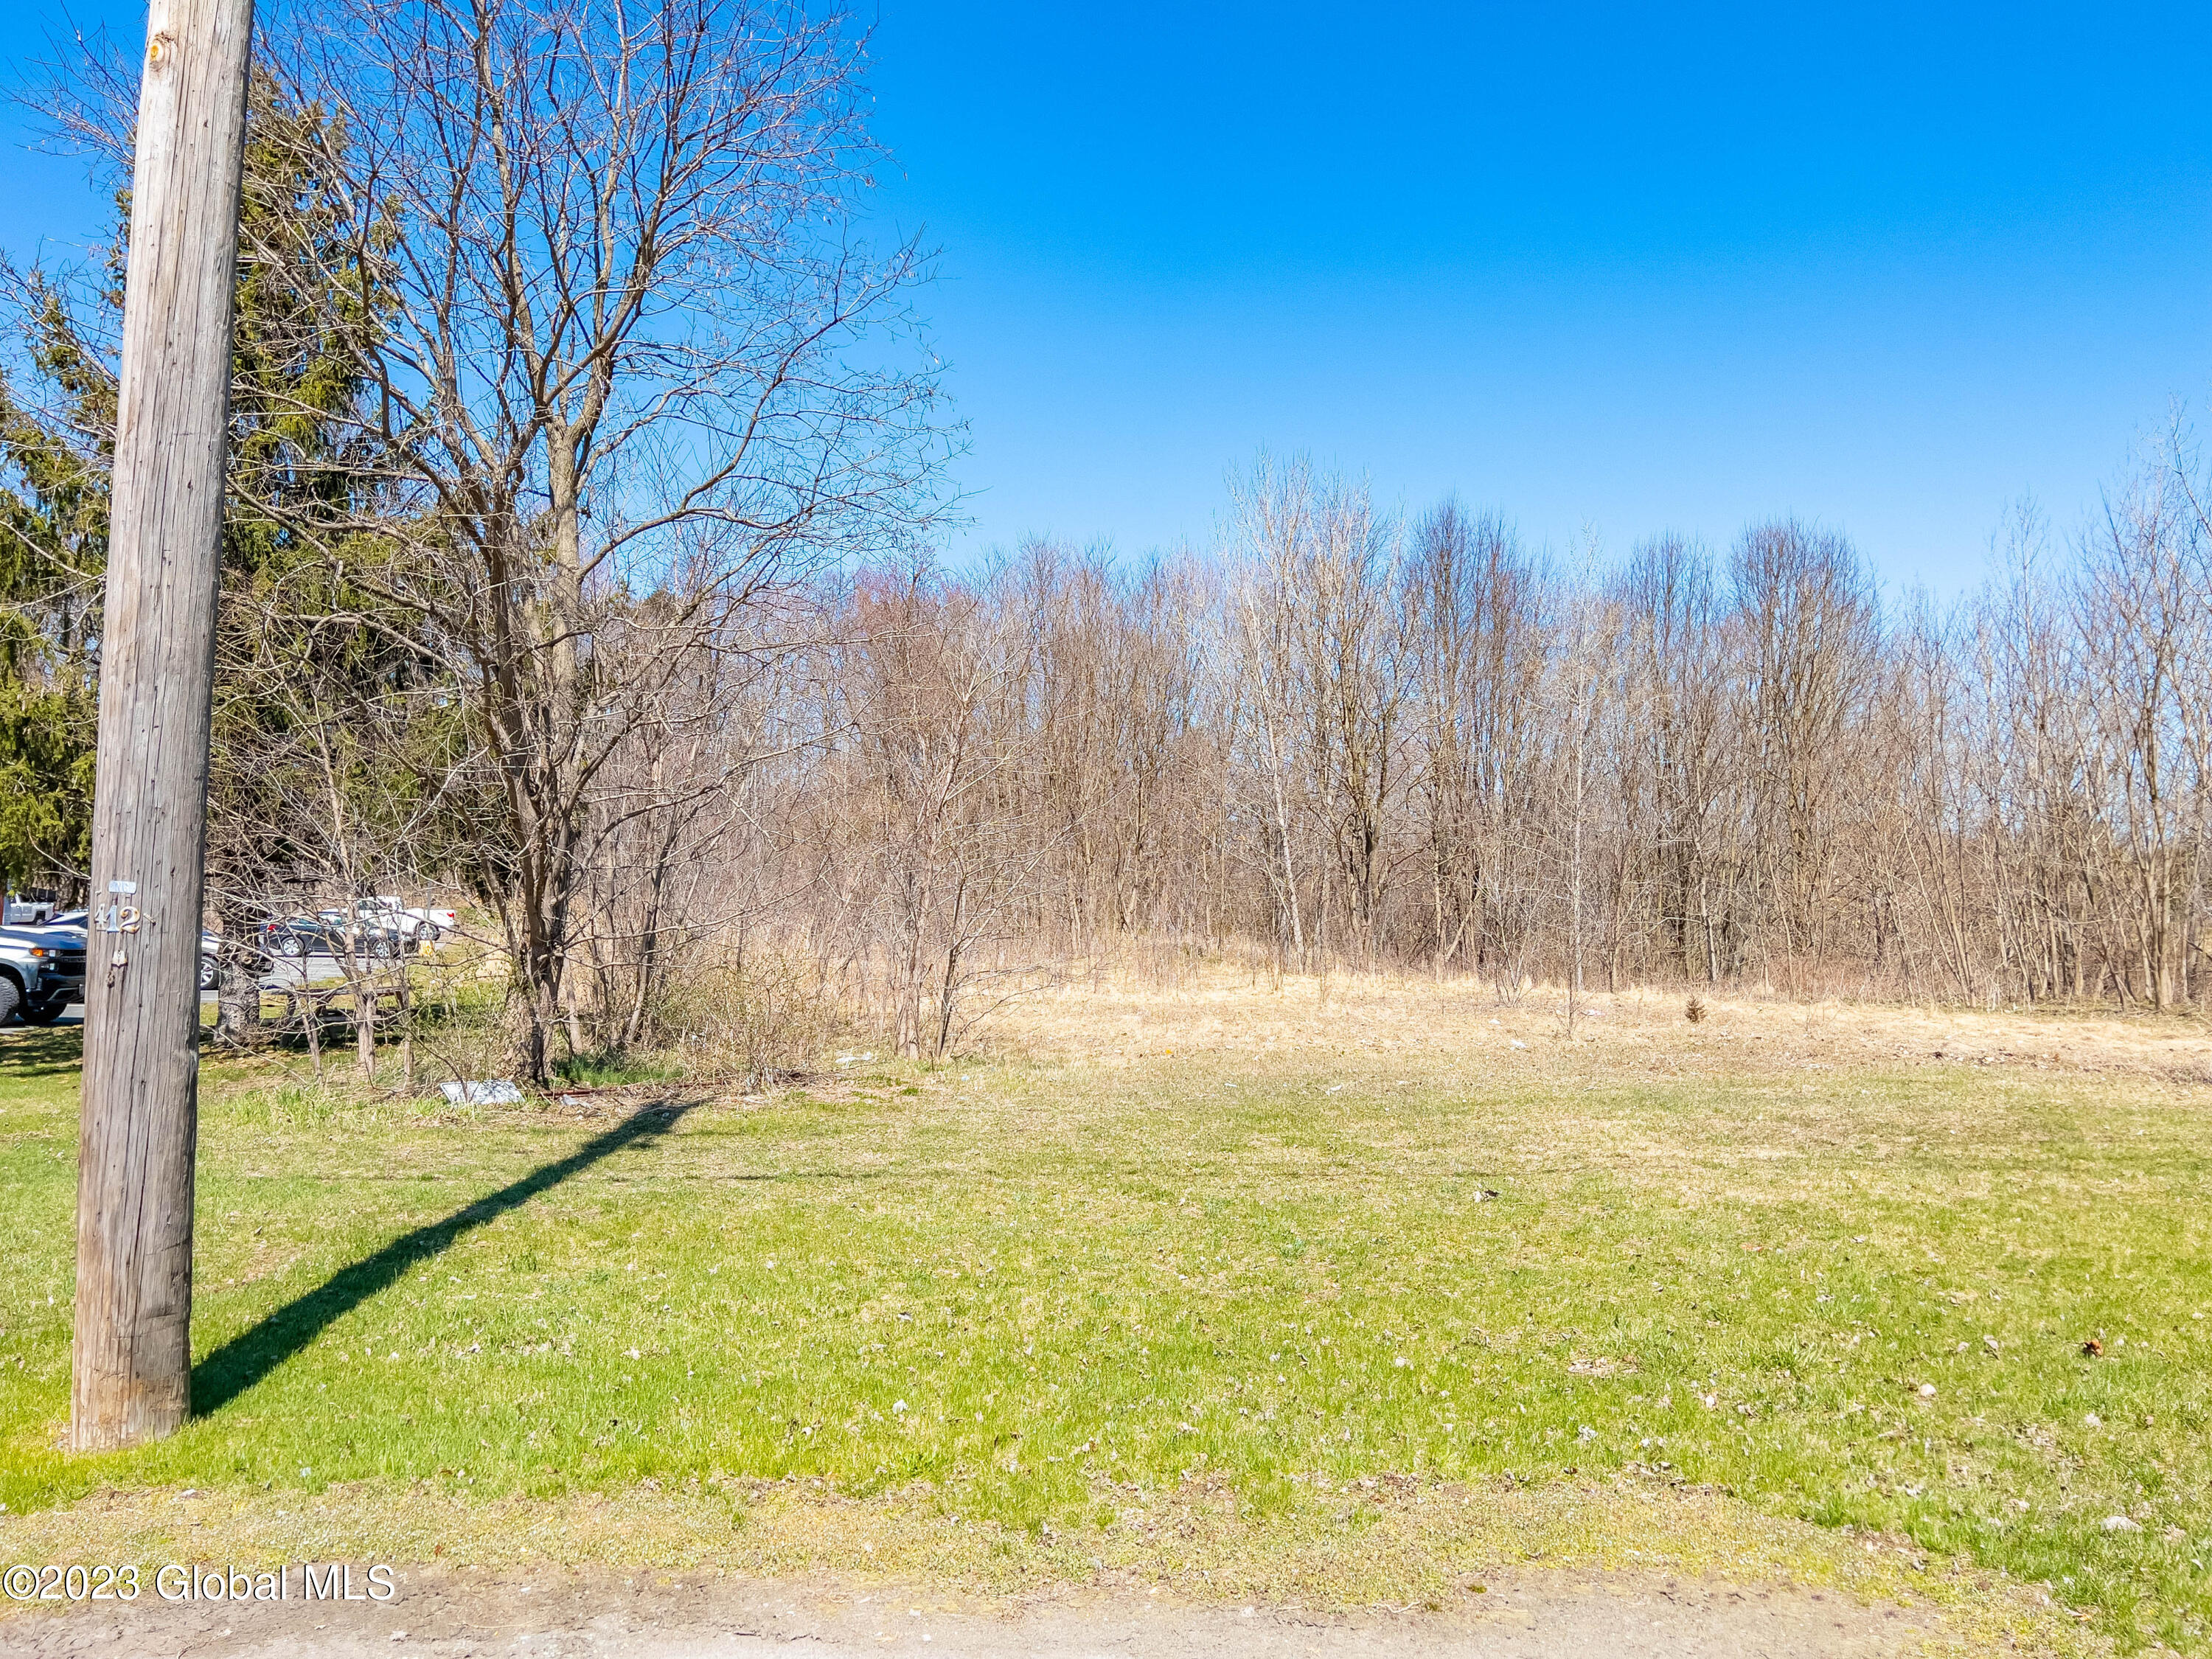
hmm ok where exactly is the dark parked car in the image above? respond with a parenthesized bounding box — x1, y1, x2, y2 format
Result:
(201, 931, 280, 990)
(258, 917, 403, 960)
(0, 922, 86, 1024)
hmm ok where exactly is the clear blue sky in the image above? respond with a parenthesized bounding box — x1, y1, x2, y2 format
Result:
(7, 3, 2209, 591)
(863, 1, 2212, 589)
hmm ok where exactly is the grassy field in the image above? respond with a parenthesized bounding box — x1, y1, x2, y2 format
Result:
(1, 975, 2208, 1652)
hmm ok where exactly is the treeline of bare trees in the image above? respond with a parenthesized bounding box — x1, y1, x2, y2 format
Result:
(10, 3, 2212, 1079)
(655, 431, 2212, 1054)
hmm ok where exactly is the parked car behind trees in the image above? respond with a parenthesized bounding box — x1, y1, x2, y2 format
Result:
(260, 916, 400, 960)
(317, 897, 458, 946)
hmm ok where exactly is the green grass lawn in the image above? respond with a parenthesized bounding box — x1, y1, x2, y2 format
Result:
(1, 1020, 2208, 1649)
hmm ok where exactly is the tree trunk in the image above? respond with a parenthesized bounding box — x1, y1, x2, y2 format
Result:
(211, 894, 261, 1048)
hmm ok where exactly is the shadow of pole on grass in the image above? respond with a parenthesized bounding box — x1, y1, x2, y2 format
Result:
(191, 1098, 700, 1416)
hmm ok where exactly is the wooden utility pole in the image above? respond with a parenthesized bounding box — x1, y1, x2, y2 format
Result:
(71, 0, 255, 1452)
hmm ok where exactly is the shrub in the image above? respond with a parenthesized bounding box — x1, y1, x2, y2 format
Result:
(660, 949, 844, 1088)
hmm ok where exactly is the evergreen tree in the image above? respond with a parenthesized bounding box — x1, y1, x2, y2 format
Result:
(0, 74, 399, 920)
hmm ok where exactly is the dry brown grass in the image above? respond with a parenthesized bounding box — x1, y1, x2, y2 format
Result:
(992, 956, 2212, 1088)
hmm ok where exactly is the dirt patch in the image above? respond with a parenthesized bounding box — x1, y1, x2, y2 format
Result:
(0, 1481, 2096, 1658)
(0, 1565, 1958, 1658)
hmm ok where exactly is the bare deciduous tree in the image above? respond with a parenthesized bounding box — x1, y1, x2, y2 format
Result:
(262, 0, 945, 1078)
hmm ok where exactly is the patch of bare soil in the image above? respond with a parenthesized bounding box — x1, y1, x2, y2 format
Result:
(0, 1566, 1947, 1658)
